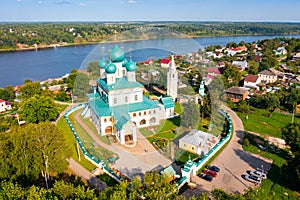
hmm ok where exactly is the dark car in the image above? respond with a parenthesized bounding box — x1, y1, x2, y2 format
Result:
(207, 165, 220, 172)
(198, 173, 213, 182)
(203, 169, 217, 177)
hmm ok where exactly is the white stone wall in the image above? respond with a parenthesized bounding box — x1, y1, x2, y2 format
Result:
(108, 88, 143, 107)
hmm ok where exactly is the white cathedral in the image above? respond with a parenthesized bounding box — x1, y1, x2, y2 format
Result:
(82, 45, 178, 147)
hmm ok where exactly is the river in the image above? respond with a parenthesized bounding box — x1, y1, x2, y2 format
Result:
(1, 34, 300, 88)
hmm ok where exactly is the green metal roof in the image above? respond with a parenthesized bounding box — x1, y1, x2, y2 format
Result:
(115, 116, 129, 131)
(161, 165, 177, 179)
(89, 97, 111, 117)
(160, 96, 174, 109)
(89, 95, 160, 119)
(98, 77, 143, 91)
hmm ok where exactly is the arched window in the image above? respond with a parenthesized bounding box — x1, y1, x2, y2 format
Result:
(140, 119, 146, 125)
(104, 118, 107, 123)
(133, 113, 136, 117)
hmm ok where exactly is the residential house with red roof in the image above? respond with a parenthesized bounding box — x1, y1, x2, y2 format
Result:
(0, 99, 12, 113)
(244, 74, 261, 89)
(160, 58, 171, 68)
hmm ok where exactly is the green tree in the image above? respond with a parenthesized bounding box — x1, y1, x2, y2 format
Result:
(282, 123, 300, 153)
(181, 103, 199, 129)
(0, 181, 24, 200)
(247, 60, 259, 75)
(143, 171, 178, 200)
(20, 82, 43, 100)
(0, 86, 15, 101)
(0, 123, 70, 187)
(283, 153, 300, 191)
(19, 95, 58, 123)
(73, 72, 90, 102)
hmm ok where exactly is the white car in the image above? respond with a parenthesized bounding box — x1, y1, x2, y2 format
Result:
(249, 170, 267, 179)
(244, 174, 262, 185)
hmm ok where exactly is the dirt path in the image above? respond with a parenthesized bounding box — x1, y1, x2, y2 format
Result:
(68, 158, 107, 191)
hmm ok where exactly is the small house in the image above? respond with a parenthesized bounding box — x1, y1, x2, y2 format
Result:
(225, 86, 248, 102)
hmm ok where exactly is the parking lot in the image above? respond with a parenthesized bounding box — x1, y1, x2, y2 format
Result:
(183, 107, 272, 198)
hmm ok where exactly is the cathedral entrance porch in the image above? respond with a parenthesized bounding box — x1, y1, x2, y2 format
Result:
(105, 126, 113, 134)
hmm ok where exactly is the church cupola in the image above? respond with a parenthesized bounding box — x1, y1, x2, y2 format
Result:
(98, 57, 108, 79)
(126, 59, 136, 82)
(110, 44, 125, 78)
(105, 62, 117, 85)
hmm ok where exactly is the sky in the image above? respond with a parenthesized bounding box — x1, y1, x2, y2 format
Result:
(1, 0, 300, 22)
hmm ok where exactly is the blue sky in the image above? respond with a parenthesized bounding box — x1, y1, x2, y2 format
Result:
(1, 0, 300, 22)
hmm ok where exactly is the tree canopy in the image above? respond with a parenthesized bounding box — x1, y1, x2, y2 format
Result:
(19, 95, 58, 123)
(0, 122, 70, 186)
(181, 103, 199, 128)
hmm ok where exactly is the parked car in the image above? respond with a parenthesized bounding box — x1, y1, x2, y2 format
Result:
(243, 174, 261, 185)
(198, 173, 213, 182)
(207, 165, 220, 172)
(203, 169, 217, 177)
(247, 170, 267, 179)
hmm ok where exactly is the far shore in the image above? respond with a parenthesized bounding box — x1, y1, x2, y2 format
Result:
(1, 33, 300, 53)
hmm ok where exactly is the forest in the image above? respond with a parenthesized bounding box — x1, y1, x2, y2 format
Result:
(1, 22, 300, 50)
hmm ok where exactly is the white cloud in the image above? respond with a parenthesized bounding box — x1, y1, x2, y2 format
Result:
(79, 3, 87, 7)
(128, 0, 136, 4)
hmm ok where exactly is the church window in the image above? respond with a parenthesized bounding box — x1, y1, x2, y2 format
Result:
(149, 110, 152, 114)
(125, 96, 128, 102)
(153, 110, 156, 114)
(104, 118, 107, 123)
(144, 111, 146, 115)
(110, 117, 113, 122)
(139, 112, 141, 116)
(135, 95, 138, 101)
(133, 113, 136, 117)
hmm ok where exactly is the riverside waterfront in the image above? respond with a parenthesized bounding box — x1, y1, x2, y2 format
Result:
(1, 34, 300, 88)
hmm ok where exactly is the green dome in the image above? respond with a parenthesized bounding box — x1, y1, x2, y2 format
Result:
(110, 44, 124, 62)
(105, 62, 117, 74)
(122, 58, 128, 67)
(98, 57, 108, 69)
(126, 59, 136, 72)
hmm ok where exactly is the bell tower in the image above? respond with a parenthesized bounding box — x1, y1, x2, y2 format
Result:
(167, 55, 178, 100)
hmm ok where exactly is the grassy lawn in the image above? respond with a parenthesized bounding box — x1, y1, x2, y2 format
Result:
(242, 133, 298, 199)
(79, 113, 111, 145)
(70, 110, 117, 164)
(237, 108, 300, 138)
(57, 117, 96, 172)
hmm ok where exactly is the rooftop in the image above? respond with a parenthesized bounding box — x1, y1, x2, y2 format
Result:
(225, 86, 247, 95)
(245, 74, 259, 83)
(98, 77, 143, 91)
(160, 96, 174, 109)
(89, 95, 160, 117)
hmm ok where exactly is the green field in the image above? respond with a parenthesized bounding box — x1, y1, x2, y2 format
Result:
(243, 133, 298, 199)
(57, 116, 96, 172)
(237, 109, 300, 138)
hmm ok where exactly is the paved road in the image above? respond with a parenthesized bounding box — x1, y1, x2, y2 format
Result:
(183, 106, 272, 197)
(74, 112, 171, 179)
(68, 158, 107, 191)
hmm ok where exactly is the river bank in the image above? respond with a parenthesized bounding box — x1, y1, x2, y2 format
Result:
(1, 33, 300, 54)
